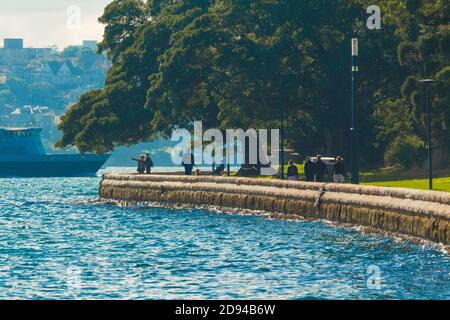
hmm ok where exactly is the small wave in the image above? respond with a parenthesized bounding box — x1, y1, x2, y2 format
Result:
(102, 198, 450, 254)
(64, 197, 118, 206)
(325, 220, 449, 255)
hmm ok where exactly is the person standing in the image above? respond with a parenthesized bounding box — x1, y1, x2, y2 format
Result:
(213, 163, 225, 176)
(131, 155, 146, 174)
(287, 160, 299, 181)
(304, 157, 315, 182)
(182, 152, 195, 176)
(144, 153, 154, 174)
(332, 156, 346, 183)
(314, 155, 328, 182)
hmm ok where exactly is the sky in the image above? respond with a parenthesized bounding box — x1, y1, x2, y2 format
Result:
(0, 0, 113, 49)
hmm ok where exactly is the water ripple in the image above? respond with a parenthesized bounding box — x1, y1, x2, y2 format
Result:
(0, 177, 448, 299)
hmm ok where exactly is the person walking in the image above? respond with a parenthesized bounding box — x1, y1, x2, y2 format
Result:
(304, 157, 315, 182)
(332, 156, 346, 183)
(144, 153, 154, 174)
(287, 160, 299, 181)
(314, 155, 328, 182)
(182, 152, 195, 176)
(131, 155, 146, 174)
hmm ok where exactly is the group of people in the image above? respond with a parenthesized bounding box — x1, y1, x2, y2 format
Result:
(131, 153, 154, 174)
(132, 151, 346, 184)
(132, 152, 224, 176)
(287, 155, 346, 183)
(181, 152, 225, 176)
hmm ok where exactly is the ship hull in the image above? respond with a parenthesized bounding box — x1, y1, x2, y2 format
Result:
(0, 154, 110, 177)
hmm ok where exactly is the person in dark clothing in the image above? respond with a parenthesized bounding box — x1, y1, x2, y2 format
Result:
(131, 155, 146, 174)
(144, 153, 154, 174)
(314, 155, 328, 182)
(182, 152, 195, 175)
(287, 160, 299, 181)
(304, 157, 315, 182)
(332, 156, 346, 183)
(213, 164, 225, 176)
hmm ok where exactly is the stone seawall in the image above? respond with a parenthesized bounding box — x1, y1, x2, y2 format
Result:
(99, 174, 450, 245)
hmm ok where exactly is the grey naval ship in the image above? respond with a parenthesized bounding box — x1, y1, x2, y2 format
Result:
(0, 127, 110, 177)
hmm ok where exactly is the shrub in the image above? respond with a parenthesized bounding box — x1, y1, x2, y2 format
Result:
(384, 135, 426, 169)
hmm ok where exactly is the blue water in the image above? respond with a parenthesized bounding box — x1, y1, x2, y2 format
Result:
(0, 176, 448, 300)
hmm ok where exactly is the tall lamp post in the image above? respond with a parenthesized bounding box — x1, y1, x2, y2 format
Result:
(350, 38, 359, 184)
(420, 79, 437, 190)
(280, 104, 285, 180)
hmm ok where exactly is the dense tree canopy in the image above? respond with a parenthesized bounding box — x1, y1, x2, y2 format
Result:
(57, 0, 449, 170)
(376, 0, 450, 168)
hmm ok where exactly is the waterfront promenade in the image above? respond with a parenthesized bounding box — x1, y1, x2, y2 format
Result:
(100, 174, 450, 247)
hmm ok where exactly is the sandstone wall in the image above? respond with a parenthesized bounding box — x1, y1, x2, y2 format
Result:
(99, 174, 450, 245)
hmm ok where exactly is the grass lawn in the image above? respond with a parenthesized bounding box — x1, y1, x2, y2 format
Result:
(229, 164, 450, 192)
(362, 176, 450, 192)
(359, 167, 450, 192)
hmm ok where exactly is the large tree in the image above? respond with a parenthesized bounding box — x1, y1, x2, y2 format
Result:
(375, 0, 450, 167)
(57, 0, 448, 170)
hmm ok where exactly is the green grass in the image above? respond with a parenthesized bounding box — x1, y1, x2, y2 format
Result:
(362, 176, 450, 192)
(359, 167, 450, 192)
(228, 164, 450, 192)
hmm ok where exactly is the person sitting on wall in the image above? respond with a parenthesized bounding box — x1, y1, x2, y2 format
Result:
(332, 156, 346, 183)
(314, 155, 328, 182)
(213, 164, 225, 176)
(182, 152, 195, 175)
(287, 160, 299, 181)
(304, 157, 315, 182)
(144, 153, 154, 174)
(131, 155, 146, 174)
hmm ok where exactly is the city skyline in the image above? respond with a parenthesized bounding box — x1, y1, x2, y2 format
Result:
(0, 0, 112, 49)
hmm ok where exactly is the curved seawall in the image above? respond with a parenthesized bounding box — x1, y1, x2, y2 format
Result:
(99, 174, 450, 245)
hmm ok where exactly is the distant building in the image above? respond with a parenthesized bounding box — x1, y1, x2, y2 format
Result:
(0, 38, 52, 67)
(41, 60, 81, 85)
(0, 46, 29, 66)
(0, 38, 109, 86)
(0, 38, 110, 116)
(82, 40, 98, 50)
(4, 38, 23, 49)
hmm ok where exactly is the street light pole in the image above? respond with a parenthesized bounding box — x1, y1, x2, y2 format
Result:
(350, 38, 359, 184)
(420, 79, 437, 190)
(280, 103, 285, 180)
(226, 141, 231, 176)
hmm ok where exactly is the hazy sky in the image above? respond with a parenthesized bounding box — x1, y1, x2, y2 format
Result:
(0, 0, 113, 49)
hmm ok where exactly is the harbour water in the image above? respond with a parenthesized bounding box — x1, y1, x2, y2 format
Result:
(0, 172, 449, 299)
